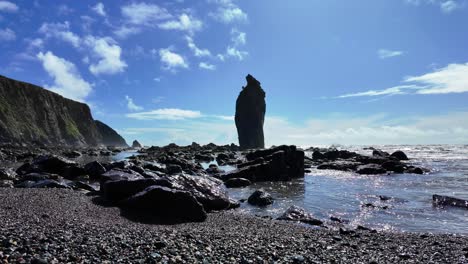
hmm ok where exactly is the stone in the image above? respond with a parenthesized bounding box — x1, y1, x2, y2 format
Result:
(102, 178, 171, 202)
(277, 205, 323, 226)
(391, 150, 409, 161)
(372, 150, 390, 157)
(0, 168, 17, 180)
(166, 164, 183, 174)
(224, 178, 251, 188)
(132, 140, 143, 148)
(120, 185, 207, 222)
(356, 164, 386, 175)
(235, 74, 266, 150)
(381, 161, 406, 173)
(84, 161, 107, 179)
(62, 150, 82, 158)
(317, 161, 362, 171)
(433, 194, 468, 209)
(248, 189, 274, 206)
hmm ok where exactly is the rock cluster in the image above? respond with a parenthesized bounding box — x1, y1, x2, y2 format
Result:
(222, 145, 305, 182)
(132, 140, 143, 148)
(235, 74, 266, 150)
(308, 148, 426, 175)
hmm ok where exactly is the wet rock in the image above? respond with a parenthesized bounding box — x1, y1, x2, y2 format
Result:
(235, 74, 266, 150)
(277, 205, 323, 226)
(224, 145, 304, 182)
(167, 174, 237, 211)
(406, 167, 424, 174)
(356, 164, 386, 175)
(224, 178, 251, 188)
(84, 161, 107, 179)
(317, 161, 362, 171)
(0, 168, 17, 180)
(391, 150, 409, 161)
(166, 164, 183, 174)
(120, 185, 207, 222)
(100, 170, 144, 188)
(132, 140, 143, 148)
(194, 153, 213, 162)
(62, 150, 82, 158)
(17, 155, 78, 176)
(381, 160, 406, 173)
(248, 189, 274, 206)
(372, 150, 390, 157)
(0, 180, 13, 188)
(433, 194, 468, 209)
(29, 179, 70, 189)
(102, 178, 171, 202)
(312, 151, 326, 160)
(106, 160, 131, 170)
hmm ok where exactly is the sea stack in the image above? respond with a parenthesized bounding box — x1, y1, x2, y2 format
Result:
(235, 74, 266, 150)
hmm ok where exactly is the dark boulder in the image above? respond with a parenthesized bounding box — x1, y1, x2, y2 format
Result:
(248, 189, 274, 206)
(84, 161, 107, 179)
(317, 161, 362, 171)
(235, 74, 266, 150)
(356, 164, 386, 175)
(100, 170, 144, 190)
(391, 151, 409, 161)
(28, 155, 77, 175)
(166, 164, 183, 174)
(406, 167, 424, 174)
(381, 161, 406, 173)
(102, 178, 171, 202)
(120, 185, 207, 222)
(62, 151, 82, 158)
(167, 174, 237, 211)
(0, 168, 17, 180)
(312, 151, 326, 160)
(372, 150, 390, 157)
(224, 178, 251, 188)
(433, 194, 468, 209)
(277, 205, 323, 226)
(132, 140, 143, 148)
(30, 179, 70, 189)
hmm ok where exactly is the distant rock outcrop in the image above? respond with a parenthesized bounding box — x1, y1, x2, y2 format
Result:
(0, 75, 127, 147)
(132, 140, 143, 148)
(235, 74, 266, 150)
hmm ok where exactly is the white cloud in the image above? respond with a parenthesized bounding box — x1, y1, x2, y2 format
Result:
(125, 95, 143, 111)
(85, 36, 127, 75)
(0, 27, 15, 41)
(339, 62, 468, 98)
(36, 51, 92, 102)
(210, 0, 248, 24)
(38, 21, 81, 48)
(225, 46, 248, 60)
(126, 108, 202, 120)
(231, 28, 246, 46)
(378, 49, 404, 59)
(159, 48, 188, 71)
(199, 62, 216, 70)
(0, 1, 17, 12)
(185, 36, 211, 57)
(92, 2, 106, 17)
(114, 26, 141, 38)
(121, 3, 171, 25)
(57, 4, 73, 15)
(440, 0, 459, 13)
(158, 14, 202, 33)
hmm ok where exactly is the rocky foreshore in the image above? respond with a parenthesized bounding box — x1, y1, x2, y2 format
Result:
(1, 142, 468, 262)
(1, 188, 467, 263)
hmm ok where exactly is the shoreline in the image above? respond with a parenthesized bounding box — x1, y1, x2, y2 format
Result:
(1, 188, 467, 263)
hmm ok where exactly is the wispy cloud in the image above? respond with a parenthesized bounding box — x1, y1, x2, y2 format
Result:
(0, 1, 18, 12)
(0, 27, 15, 41)
(158, 13, 203, 33)
(121, 3, 171, 26)
(404, 0, 463, 13)
(92, 2, 106, 17)
(36, 51, 92, 102)
(210, 0, 248, 24)
(339, 63, 468, 98)
(38, 21, 81, 48)
(125, 95, 143, 111)
(158, 48, 188, 71)
(85, 36, 127, 75)
(126, 108, 202, 120)
(185, 36, 211, 57)
(378, 49, 404, 59)
(199, 62, 216, 70)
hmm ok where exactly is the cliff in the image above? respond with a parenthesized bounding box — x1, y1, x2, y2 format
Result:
(0, 75, 127, 147)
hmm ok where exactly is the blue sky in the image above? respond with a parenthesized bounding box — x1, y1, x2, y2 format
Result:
(1, 0, 468, 146)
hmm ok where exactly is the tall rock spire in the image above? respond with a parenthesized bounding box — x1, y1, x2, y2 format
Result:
(235, 74, 266, 150)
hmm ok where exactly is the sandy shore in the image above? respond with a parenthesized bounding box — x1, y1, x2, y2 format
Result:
(0, 188, 467, 263)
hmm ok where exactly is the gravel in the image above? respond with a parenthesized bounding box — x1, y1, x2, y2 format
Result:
(0, 188, 467, 263)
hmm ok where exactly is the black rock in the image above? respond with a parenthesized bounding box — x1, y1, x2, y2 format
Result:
(381, 160, 406, 173)
(84, 161, 107, 179)
(277, 205, 323, 226)
(62, 150, 82, 158)
(356, 164, 386, 175)
(132, 140, 143, 148)
(166, 164, 183, 174)
(224, 178, 251, 188)
(391, 150, 409, 161)
(372, 150, 390, 157)
(102, 178, 171, 202)
(248, 189, 274, 206)
(0, 168, 17, 180)
(406, 167, 424, 174)
(317, 161, 362, 171)
(120, 185, 207, 222)
(235, 74, 266, 150)
(433, 194, 468, 209)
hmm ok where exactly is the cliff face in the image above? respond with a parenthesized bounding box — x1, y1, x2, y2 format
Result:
(0, 75, 127, 147)
(235, 74, 266, 150)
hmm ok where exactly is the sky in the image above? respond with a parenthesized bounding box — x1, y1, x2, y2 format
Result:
(1, 0, 468, 147)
